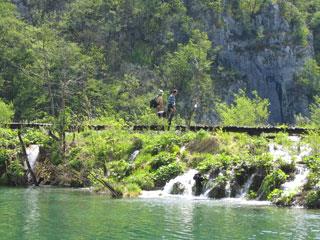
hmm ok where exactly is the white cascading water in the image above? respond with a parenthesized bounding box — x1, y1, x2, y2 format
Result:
(268, 143, 292, 164)
(129, 150, 140, 161)
(269, 136, 311, 197)
(225, 181, 231, 198)
(269, 136, 312, 164)
(237, 174, 256, 198)
(180, 146, 186, 154)
(163, 169, 198, 195)
(281, 164, 309, 194)
(140, 169, 199, 198)
(141, 136, 310, 205)
(224, 169, 235, 198)
(26, 145, 40, 171)
(25, 145, 40, 181)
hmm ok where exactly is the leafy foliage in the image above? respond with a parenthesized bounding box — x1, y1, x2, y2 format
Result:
(0, 99, 13, 123)
(217, 90, 270, 126)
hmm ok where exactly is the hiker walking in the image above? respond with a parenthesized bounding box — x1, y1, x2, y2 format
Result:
(167, 89, 178, 130)
(156, 90, 165, 118)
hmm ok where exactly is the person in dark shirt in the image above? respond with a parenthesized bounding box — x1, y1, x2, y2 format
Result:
(167, 89, 178, 130)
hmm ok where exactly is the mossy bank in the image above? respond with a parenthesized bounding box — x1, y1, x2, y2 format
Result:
(0, 122, 319, 208)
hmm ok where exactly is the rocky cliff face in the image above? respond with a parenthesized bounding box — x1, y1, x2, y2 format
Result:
(12, 0, 314, 123)
(188, 2, 314, 123)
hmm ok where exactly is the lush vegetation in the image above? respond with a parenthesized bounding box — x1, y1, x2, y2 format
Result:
(0, 0, 320, 208)
(1, 0, 320, 125)
(1, 121, 319, 207)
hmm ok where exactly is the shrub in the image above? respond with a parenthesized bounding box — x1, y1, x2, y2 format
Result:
(259, 169, 288, 199)
(197, 153, 236, 173)
(216, 90, 270, 126)
(0, 149, 10, 166)
(247, 190, 257, 200)
(23, 130, 50, 146)
(268, 189, 295, 206)
(304, 131, 320, 155)
(153, 162, 185, 187)
(7, 160, 25, 177)
(310, 97, 320, 127)
(144, 133, 183, 155)
(124, 170, 155, 190)
(0, 99, 13, 124)
(305, 190, 320, 208)
(197, 154, 226, 172)
(106, 160, 132, 179)
(150, 152, 176, 170)
(122, 183, 142, 198)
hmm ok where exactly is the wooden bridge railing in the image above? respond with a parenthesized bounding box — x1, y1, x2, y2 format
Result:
(4, 122, 316, 136)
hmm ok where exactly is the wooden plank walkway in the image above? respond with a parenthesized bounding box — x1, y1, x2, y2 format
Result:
(133, 125, 312, 135)
(4, 123, 315, 136)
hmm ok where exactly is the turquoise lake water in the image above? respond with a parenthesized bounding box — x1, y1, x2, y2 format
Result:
(0, 187, 320, 240)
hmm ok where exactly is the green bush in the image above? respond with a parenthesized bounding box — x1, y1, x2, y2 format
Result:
(0, 99, 13, 124)
(267, 189, 283, 201)
(106, 160, 132, 180)
(304, 155, 320, 172)
(144, 133, 183, 155)
(216, 90, 270, 126)
(153, 162, 185, 187)
(0, 149, 10, 166)
(0, 128, 18, 148)
(7, 160, 25, 178)
(259, 169, 288, 199)
(23, 130, 50, 146)
(197, 153, 234, 173)
(268, 189, 295, 206)
(150, 152, 176, 170)
(124, 170, 155, 190)
(305, 190, 320, 208)
(304, 131, 320, 155)
(122, 183, 142, 198)
(247, 190, 257, 200)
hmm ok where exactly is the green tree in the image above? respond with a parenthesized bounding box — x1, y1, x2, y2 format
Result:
(310, 96, 320, 126)
(239, 0, 267, 16)
(0, 1, 39, 120)
(0, 99, 13, 124)
(162, 29, 213, 125)
(217, 90, 270, 126)
(297, 59, 320, 97)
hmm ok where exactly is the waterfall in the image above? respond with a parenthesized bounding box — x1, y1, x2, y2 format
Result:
(269, 136, 312, 164)
(180, 146, 186, 154)
(268, 143, 292, 164)
(25, 145, 40, 181)
(26, 145, 40, 171)
(237, 174, 255, 198)
(225, 181, 231, 198)
(140, 169, 199, 198)
(281, 164, 309, 194)
(224, 169, 235, 198)
(163, 169, 198, 196)
(129, 150, 140, 161)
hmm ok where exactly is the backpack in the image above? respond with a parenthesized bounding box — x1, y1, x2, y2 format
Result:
(150, 97, 158, 108)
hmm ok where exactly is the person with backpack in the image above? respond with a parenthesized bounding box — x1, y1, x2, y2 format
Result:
(167, 89, 178, 130)
(150, 90, 165, 117)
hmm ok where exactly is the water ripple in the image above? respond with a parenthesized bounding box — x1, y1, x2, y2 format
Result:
(1, 187, 320, 240)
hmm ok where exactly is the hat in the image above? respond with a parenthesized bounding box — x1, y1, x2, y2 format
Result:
(159, 89, 164, 95)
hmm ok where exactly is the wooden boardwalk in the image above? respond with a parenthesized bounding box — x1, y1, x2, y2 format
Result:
(4, 122, 315, 136)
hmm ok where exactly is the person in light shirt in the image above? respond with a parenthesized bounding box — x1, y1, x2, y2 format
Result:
(156, 90, 165, 118)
